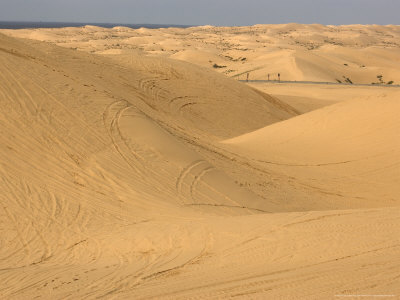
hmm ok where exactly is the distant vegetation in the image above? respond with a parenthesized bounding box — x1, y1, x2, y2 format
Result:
(371, 75, 394, 85)
(224, 56, 247, 62)
(213, 63, 226, 69)
(343, 76, 353, 84)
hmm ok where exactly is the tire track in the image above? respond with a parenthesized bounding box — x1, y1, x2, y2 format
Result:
(103, 100, 145, 176)
(175, 160, 207, 195)
(178, 102, 205, 114)
(190, 166, 216, 201)
(168, 95, 199, 111)
(103, 100, 179, 199)
(183, 203, 270, 213)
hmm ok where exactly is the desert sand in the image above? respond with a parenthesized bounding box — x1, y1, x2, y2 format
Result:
(0, 24, 399, 299)
(3, 23, 400, 84)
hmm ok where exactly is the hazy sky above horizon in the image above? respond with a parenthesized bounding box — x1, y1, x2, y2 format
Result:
(1, 0, 399, 26)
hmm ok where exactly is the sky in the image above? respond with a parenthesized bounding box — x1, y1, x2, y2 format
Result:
(0, 0, 399, 26)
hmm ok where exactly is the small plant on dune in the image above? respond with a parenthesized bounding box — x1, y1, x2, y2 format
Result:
(387, 81, 394, 85)
(377, 75, 384, 83)
(213, 63, 226, 69)
(343, 76, 353, 84)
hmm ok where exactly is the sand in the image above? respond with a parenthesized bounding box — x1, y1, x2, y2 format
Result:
(3, 23, 400, 84)
(0, 24, 399, 299)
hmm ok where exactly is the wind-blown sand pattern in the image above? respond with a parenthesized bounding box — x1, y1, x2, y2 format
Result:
(0, 24, 399, 299)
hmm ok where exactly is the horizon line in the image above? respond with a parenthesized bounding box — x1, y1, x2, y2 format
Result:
(0, 20, 399, 27)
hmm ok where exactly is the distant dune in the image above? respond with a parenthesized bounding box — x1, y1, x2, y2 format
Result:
(0, 25, 400, 299)
(2, 23, 400, 84)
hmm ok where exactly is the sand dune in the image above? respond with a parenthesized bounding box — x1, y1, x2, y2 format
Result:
(224, 94, 400, 209)
(2, 23, 400, 84)
(1, 26, 400, 299)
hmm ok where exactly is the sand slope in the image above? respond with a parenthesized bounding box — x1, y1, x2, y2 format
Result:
(0, 31, 400, 299)
(224, 94, 400, 209)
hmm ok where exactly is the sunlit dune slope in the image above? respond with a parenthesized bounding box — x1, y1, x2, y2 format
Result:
(224, 94, 400, 208)
(0, 31, 286, 221)
(1, 33, 400, 299)
(248, 81, 400, 114)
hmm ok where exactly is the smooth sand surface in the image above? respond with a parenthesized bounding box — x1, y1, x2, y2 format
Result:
(248, 81, 400, 113)
(0, 25, 400, 299)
